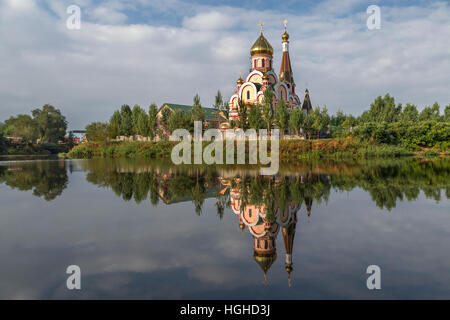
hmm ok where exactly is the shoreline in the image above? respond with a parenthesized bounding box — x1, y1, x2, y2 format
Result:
(61, 138, 448, 161)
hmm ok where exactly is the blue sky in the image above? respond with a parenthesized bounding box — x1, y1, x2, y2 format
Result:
(1, 0, 449, 129)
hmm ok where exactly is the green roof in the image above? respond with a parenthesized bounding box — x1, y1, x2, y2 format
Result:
(161, 103, 218, 120)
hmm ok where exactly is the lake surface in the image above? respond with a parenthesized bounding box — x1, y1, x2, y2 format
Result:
(0, 157, 449, 299)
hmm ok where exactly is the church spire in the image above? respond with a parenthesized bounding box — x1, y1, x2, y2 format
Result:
(279, 20, 294, 87)
(282, 210, 297, 287)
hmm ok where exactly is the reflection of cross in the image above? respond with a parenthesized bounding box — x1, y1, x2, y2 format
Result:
(284, 19, 288, 31)
(260, 21, 264, 33)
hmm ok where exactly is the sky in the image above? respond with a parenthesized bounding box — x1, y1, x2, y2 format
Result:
(0, 0, 449, 130)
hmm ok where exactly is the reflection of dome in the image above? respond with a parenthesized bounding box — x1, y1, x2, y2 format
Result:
(253, 251, 277, 273)
(250, 33, 274, 56)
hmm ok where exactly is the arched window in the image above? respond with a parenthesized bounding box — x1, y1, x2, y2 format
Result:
(249, 208, 252, 218)
(280, 91, 283, 100)
(264, 240, 268, 249)
(247, 90, 250, 100)
(254, 60, 257, 69)
(262, 59, 265, 68)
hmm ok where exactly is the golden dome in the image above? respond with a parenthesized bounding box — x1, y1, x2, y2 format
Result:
(237, 76, 244, 85)
(253, 251, 277, 273)
(250, 33, 274, 56)
(262, 72, 269, 80)
(282, 31, 289, 42)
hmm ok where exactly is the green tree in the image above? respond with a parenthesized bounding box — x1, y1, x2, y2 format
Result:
(401, 103, 419, 122)
(148, 103, 158, 140)
(190, 94, 206, 123)
(214, 90, 226, 112)
(161, 108, 172, 135)
(444, 104, 450, 122)
(108, 110, 121, 138)
(67, 131, 76, 150)
(320, 106, 331, 136)
(4, 114, 38, 142)
(120, 104, 133, 136)
(289, 108, 304, 135)
(169, 110, 191, 132)
(132, 104, 144, 135)
(262, 88, 274, 133)
(331, 109, 346, 127)
(303, 112, 315, 139)
(275, 99, 289, 136)
(248, 104, 263, 129)
(360, 94, 402, 123)
(31, 104, 67, 143)
(419, 102, 441, 121)
(136, 110, 150, 136)
(85, 122, 109, 142)
(237, 98, 248, 129)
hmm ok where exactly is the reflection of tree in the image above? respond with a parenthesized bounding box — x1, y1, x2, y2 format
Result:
(0, 161, 68, 201)
(81, 158, 450, 212)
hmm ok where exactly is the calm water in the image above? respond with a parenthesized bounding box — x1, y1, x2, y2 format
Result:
(0, 157, 449, 299)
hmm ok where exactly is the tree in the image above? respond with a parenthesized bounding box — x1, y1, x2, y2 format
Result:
(248, 104, 263, 129)
(289, 108, 304, 135)
(4, 114, 38, 142)
(214, 90, 226, 112)
(190, 94, 205, 123)
(331, 109, 346, 127)
(169, 110, 191, 132)
(262, 88, 274, 132)
(320, 106, 330, 136)
(85, 122, 109, 142)
(401, 103, 419, 122)
(148, 103, 157, 140)
(161, 108, 172, 135)
(419, 102, 441, 121)
(445, 104, 450, 122)
(237, 98, 248, 129)
(108, 110, 121, 138)
(132, 105, 144, 135)
(275, 100, 289, 136)
(120, 104, 133, 136)
(360, 94, 402, 123)
(31, 104, 67, 143)
(67, 131, 76, 150)
(136, 110, 149, 136)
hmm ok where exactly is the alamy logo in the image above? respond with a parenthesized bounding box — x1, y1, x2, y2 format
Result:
(66, 5, 81, 30)
(170, 121, 280, 175)
(66, 265, 81, 290)
(366, 265, 381, 290)
(366, 5, 381, 30)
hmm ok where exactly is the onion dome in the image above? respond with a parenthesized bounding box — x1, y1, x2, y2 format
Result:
(237, 76, 244, 85)
(250, 33, 274, 56)
(254, 252, 277, 285)
(262, 72, 269, 80)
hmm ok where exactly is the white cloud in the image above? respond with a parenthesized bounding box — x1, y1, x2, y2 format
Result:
(0, 1, 449, 130)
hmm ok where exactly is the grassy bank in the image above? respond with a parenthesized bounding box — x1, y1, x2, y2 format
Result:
(63, 137, 432, 162)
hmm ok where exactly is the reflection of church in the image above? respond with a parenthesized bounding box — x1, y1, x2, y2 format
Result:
(222, 178, 304, 287)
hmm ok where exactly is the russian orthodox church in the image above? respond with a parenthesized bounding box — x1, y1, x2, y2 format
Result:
(228, 21, 312, 123)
